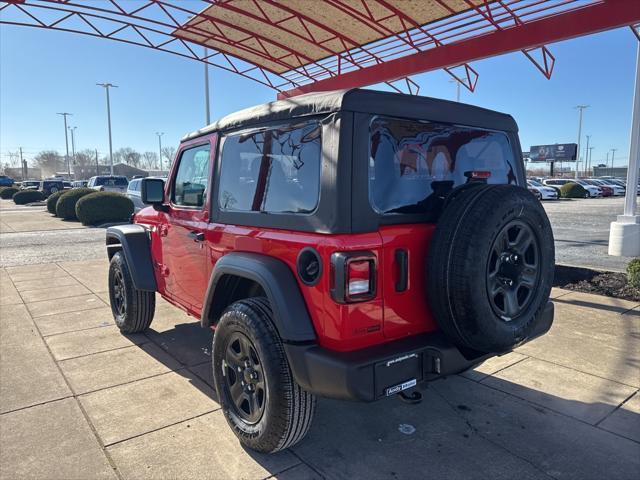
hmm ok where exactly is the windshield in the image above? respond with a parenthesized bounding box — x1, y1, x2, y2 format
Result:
(528, 180, 542, 186)
(369, 116, 516, 216)
(95, 177, 128, 186)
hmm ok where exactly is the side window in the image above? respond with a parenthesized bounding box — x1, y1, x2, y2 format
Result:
(172, 144, 210, 208)
(217, 122, 321, 214)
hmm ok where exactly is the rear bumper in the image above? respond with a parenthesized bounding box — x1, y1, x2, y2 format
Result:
(286, 301, 554, 402)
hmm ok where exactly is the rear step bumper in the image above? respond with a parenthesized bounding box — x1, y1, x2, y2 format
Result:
(285, 301, 554, 402)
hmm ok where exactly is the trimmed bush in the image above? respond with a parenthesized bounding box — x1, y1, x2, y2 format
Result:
(12, 190, 44, 205)
(0, 187, 19, 199)
(55, 188, 95, 220)
(560, 182, 587, 199)
(628, 258, 640, 289)
(76, 192, 134, 226)
(46, 190, 66, 215)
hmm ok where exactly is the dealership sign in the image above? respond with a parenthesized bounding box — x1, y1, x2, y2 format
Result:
(529, 144, 577, 162)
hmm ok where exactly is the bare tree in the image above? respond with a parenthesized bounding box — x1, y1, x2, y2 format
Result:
(142, 151, 158, 170)
(34, 151, 63, 177)
(161, 146, 176, 168)
(114, 147, 142, 167)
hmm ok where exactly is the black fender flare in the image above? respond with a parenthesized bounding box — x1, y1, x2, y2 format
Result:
(201, 252, 317, 343)
(106, 225, 157, 292)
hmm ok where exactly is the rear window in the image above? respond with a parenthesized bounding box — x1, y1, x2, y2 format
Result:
(369, 116, 517, 215)
(95, 177, 128, 186)
(218, 121, 321, 214)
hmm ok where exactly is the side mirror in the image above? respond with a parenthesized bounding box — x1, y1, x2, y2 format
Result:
(141, 178, 165, 205)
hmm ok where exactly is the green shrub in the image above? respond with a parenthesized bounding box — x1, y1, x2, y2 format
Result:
(75, 192, 134, 226)
(46, 190, 66, 215)
(627, 258, 640, 289)
(560, 182, 587, 198)
(55, 188, 95, 220)
(12, 190, 44, 205)
(0, 187, 19, 199)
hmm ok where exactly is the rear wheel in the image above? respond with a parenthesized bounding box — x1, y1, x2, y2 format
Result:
(108, 251, 155, 333)
(212, 297, 316, 453)
(427, 184, 554, 352)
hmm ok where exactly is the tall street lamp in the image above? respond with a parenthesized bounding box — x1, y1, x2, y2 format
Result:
(57, 112, 72, 178)
(68, 126, 77, 161)
(204, 47, 211, 124)
(97, 82, 118, 175)
(574, 105, 589, 179)
(156, 132, 164, 171)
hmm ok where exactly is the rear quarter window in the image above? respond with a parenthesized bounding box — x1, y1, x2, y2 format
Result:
(217, 121, 321, 214)
(369, 116, 517, 215)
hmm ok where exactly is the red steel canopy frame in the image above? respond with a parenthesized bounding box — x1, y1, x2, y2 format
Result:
(0, 0, 639, 98)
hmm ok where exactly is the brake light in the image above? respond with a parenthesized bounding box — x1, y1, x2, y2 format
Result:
(330, 252, 377, 303)
(465, 170, 492, 179)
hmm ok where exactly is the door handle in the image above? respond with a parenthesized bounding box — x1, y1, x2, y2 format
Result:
(395, 249, 408, 292)
(188, 231, 205, 242)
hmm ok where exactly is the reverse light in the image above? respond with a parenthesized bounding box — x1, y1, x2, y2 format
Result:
(330, 252, 377, 303)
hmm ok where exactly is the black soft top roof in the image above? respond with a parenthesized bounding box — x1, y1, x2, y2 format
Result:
(182, 88, 518, 142)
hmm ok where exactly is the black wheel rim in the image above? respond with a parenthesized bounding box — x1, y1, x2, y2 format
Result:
(112, 269, 126, 316)
(486, 220, 540, 321)
(222, 332, 266, 424)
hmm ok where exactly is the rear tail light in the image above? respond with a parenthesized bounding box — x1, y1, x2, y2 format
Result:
(330, 251, 377, 303)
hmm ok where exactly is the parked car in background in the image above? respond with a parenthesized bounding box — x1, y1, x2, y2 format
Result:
(527, 180, 558, 200)
(63, 181, 72, 190)
(582, 179, 613, 196)
(587, 179, 625, 196)
(20, 180, 40, 190)
(127, 177, 166, 212)
(87, 175, 129, 193)
(572, 179, 603, 198)
(0, 175, 14, 186)
(71, 180, 89, 188)
(39, 179, 65, 197)
(542, 178, 601, 198)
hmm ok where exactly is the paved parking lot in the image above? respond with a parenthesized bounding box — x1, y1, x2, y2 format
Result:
(0, 200, 639, 479)
(542, 196, 632, 272)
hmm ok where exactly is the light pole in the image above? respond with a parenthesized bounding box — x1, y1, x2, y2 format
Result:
(97, 82, 118, 175)
(610, 148, 617, 175)
(587, 146, 594, 177)
(574, 105, 589, 179)
(583, 135, 590, 177)
(449, 78, 461, 102)
(57, 112, 72, 178)
(68, 126, 77, 159)
(204, 47, 211, 124)
(156, 132, 164, 172)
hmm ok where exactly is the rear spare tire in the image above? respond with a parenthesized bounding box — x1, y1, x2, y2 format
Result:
(427, 184, 554, 352)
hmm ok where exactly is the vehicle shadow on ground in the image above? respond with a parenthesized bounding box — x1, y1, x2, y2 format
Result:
(138, 318, 640, 479)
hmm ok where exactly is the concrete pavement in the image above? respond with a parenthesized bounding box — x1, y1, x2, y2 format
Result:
(1, 259, 638, 480)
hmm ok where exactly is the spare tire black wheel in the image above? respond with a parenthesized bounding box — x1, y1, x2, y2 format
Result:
(427, 184, 554, 353)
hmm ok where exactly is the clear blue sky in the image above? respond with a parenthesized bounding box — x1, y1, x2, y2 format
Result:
(1, 22, 637, 169)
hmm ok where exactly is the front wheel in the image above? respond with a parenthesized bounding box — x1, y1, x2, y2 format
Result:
(108, 251, 155, 333)
(212, 297, 316, 453)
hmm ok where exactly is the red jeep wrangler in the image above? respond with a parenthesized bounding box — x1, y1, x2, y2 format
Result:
(106, 89, 554, 453)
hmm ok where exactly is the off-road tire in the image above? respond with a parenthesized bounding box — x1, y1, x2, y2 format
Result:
(212, 297, 316, 453)
(427, 184, 554, 352)
(108, 251, 155, 333)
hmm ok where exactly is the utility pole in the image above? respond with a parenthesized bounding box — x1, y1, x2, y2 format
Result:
(583, 135, 590, 178)
(574, 105, 589, 179)
(587, 146, 595, 177)
(97, 83, 118, 175)
(95, 149, 99, 176)
(204, 47, 211, 124)
(156, 132, 164, 172)
(57, 112, 72, 178)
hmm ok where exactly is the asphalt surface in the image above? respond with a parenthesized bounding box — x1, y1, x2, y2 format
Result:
(0, 228, 106, 267)
(542, 196, 632, 272)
